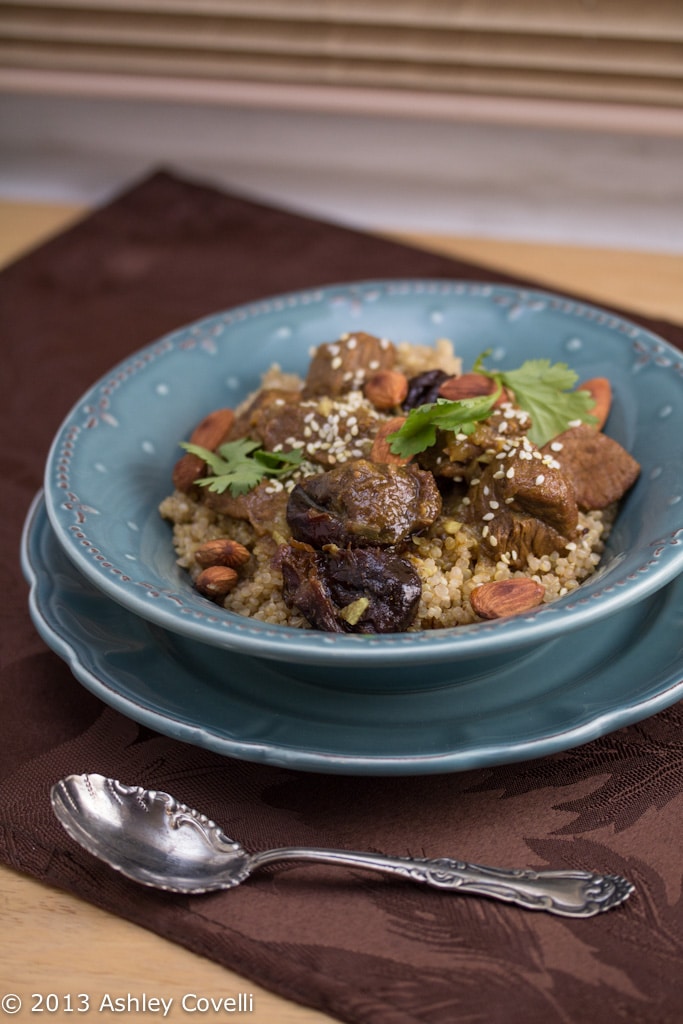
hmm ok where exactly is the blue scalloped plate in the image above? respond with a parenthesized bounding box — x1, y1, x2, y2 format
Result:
(42, 281, 683, 680)
(22, 494, 683, 775)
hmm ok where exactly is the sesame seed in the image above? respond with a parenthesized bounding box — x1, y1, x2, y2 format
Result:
(489, 535, 498, 547)
(346, 337, 357, 349)
(470, 477, 480, 486)
(490, 500, 499, 509)
(535, 474, 545, 485)
(482, 512, 495, 521)
(550, 441, 564, 452)
(331, 356, 342, 370)
(506, 467, 515, 479)
(482, 525, 489, 537)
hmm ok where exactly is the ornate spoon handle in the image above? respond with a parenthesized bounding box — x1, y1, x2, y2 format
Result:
(248, 848, 634, 918)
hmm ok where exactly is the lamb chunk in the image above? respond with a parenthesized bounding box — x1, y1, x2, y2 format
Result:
(231, 387, 379, 468)
(302, 332, 396, 398)
(286, 458, 442, 549)
(279, 541, 422, 633)
(465, 439, 578, 568)
(202, 479, 290, 538)
(229, 388, 302, 443)
(416, 401, 533, 482)
(542, 425, 640, 510)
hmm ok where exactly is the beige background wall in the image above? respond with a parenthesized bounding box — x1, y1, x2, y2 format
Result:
(2, 1, 682, 250)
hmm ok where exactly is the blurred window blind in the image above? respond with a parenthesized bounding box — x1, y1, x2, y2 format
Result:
(2, 0, 682, 107)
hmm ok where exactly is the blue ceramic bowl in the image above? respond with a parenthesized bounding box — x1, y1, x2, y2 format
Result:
(43, 281, 683, 688)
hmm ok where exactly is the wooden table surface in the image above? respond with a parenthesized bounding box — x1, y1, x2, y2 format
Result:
(2, 199, 682, 1023)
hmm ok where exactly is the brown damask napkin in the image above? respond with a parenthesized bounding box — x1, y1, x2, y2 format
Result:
(2, 170, 682, 1024)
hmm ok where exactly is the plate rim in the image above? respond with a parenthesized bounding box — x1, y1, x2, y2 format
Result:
(22, 491, 683, 776)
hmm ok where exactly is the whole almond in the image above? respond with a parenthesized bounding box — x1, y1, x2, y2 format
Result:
(578, 377, 612, 431)
(190, 407, 236, 448)
(364, 370, 409, 410)
(172, 452, 206, 493)
(195, 565, 239, 600)
(195, 537, 250, 569)
(438, 373, 510, 408)
(470, 577, 545, 619)
(438, 373, 497, 401)
(172, 407, 236, 493)
(370, 416, 412, 465)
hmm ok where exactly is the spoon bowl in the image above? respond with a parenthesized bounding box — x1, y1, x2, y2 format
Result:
(51, 774, 634, 917)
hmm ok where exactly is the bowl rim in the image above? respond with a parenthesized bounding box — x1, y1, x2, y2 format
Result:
(43, 277, 683, 665)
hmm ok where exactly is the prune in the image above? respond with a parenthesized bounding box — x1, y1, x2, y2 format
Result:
(279, 542, 422, 634)
(403, 369, 450, 410)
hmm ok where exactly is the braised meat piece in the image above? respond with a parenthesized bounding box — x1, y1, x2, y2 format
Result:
(302, 332, 396, 398)
(416, 401, 533, 482)
(203, 479, 290, 537)
(286, 458, 442, 549)
(279, 541, 422, 633)
(465, 437, 578, 568)
(541, 425, 640, 510)
(231, 386, 381, 468)
(229, 388, 302, 442)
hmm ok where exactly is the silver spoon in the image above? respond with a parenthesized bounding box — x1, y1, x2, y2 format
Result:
(51, 773, 634, 918)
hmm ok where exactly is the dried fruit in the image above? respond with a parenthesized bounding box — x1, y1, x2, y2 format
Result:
(364, 369, 409, 410)
(195, 565, 239, 600)
(578, 377, 612, 430)
(470, 577, 545, 619)
(370, 417, 412, 465)
(194, 538, 250, 569)
(172, 408, 235, 493)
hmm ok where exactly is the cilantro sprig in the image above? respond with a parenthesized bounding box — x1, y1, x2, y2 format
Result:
(473, 350, 597, 446)
(387, 351, 598, 458)
(181, 439, 304, 496)
(387, 387, 502, 458)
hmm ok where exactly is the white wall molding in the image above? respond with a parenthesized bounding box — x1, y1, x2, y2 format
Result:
(2, 84, 682, 253)
(3, 67, 683, 137)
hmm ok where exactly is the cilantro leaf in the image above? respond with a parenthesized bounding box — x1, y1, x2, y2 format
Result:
(475, 354, 597, 446)
(180, 439, 304, 496)
(387, 388, 501, 458)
